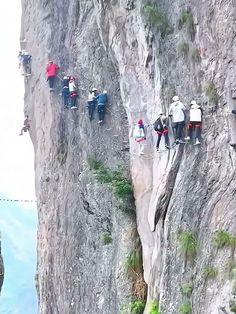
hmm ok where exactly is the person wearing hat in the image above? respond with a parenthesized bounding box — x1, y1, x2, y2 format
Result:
(69, 77, 78, 109)
(46, 60, 59, 90)
(87, 88, 98, 120)
(169, 95, 186, 144)
(153, 111, 170, 151)
(185, 100, 202, 145)
(96, 90, 108, 124)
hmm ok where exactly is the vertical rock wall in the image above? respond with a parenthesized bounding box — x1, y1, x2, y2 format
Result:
(21, 0, 236, 313)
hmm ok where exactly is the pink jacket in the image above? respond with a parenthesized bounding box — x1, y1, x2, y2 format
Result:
(46, 63, 59, 77)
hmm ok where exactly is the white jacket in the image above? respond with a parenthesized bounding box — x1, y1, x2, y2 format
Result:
(169, 101, 186, 123)
(88, 91, 96, 101)
(189, 104, 202, 122)
(69, 81, 77, 93)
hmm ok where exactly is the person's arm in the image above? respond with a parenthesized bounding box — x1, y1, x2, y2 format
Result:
(169, 104, 173, 116)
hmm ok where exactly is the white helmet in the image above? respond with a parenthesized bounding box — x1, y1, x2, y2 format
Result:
(158, 111, 163, 115)
(92, 88, 97, 92)
(23, 51, 29, 55)
(173, 95, 179, 102)
(103, 90, 107, 94)
(63, 76, 68, 80)
(190, 100, 197, 106)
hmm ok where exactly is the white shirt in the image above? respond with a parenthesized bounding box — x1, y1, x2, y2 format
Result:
(88, 91, 96, 101)
(69, 81, 76, 93)
(169, 101, 186, 123)
(190, 106, 202, 122)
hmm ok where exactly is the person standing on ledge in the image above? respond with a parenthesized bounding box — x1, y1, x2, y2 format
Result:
(169, 95, 186, 144)
(46, 60, 59, 91)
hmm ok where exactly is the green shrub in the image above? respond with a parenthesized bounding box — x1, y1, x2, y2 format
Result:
(178, 10, 195, 39)
(88, 159, 133, 199)
(213, 229, 236, 249)
(202, 266, 218, 279)
(121, 299, 146, 314)
(205, 82, 218, 104)
(143, 3, 172, 36)
(102, 232, 112, 245)
(178, 42, 189, 59)
(148, 301, 161, 314)
(179, 302, 192, 314)
(229, 300, 236, 313)
(180, 281, 193, 297)
(178, 230, 197, 260)
(126, 246, 143, 275)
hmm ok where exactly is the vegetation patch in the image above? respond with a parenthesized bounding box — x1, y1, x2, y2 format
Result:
(121, 299, 146, 314)
(102, 232, 112, 245)
(229, 300, 236, 313)
(126, 245, 143, 275)
(88, 158, 133, 199)
(202, 266, 218, 279)
(177, 230, 197, 260)
(180, 281, 193, 297)
(143, 3, 172, 36)
(178, 10, 195, 39)
(213, 229, 236, 249)
(179, 302, 192, 314)
(117, 205, 136, 216)
(147, 301, 161, 314)
(204, 81, 218, 105)
(177, 42, 189, 59)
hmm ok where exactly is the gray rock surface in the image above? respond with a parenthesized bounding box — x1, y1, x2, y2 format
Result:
(21, 0, 236, 313)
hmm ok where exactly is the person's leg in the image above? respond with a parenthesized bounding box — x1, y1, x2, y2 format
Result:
(90, 102, 95, 119)
(156, 132, 162, 149)
(48, 77, 52, 88)
(177, 121, 185, 140)
(172, 122, 177, 140)
(19, 127, 24, 135)
(98, 105, 102, 121)
(195, 122, 201, 142)
(163, 130, 170, 147)
(101, 105, 105, 122)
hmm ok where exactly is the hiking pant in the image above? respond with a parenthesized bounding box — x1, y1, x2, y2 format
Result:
(62, 89, 69, 107)
(70, 95, 77, 108)
(88, 100, 96, 119)
(97, 103, 105, 121)
(156, 129, 169, 148)
(48, 76, 55, 88)
(172, 121, 185, 140)
(188, 122, 201, 140)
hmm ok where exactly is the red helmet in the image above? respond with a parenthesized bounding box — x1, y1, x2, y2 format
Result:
(137, 119, 143, 125)
(69, 76, 75, 80)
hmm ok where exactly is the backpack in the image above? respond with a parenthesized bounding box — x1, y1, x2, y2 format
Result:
(153, 117, 163, 131)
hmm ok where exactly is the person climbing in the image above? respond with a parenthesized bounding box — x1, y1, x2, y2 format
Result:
(21, 51, 32, 76)
(46, 60, 59, 90)
(62, 76, 70, 108)
(185, 100, 202, 145)
(19, 115, 30, 136)
(153, 112, 170, 151)
(134, 119, 146, 142)
(87, 88, 98, 120)
(169, 95, 186, 144)
(69, 77, 78, 109)
(96, 90, 108, 124)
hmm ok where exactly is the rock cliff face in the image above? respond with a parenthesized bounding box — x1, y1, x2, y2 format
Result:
(21, 0, 236, 313)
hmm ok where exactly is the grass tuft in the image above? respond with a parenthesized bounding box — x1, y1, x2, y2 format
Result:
(102, 232, 112, 245)
(179, 302, 192, 314)
(180, 281, 193, 297)
(178, 230, 197, 260)
(202, 266, 218, 279)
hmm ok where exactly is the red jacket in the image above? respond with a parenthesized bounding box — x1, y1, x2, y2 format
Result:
(46, 63, 59, 77)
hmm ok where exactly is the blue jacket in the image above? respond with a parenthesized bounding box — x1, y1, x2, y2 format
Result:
(97, 93, 108, 105)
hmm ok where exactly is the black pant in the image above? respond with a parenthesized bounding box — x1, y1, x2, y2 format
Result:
(88, 101, 96, 119)
(172, 121, 185, 140)
(188, 122, 201, 139)
(70, 95, 77, 108)
(156, 131, 169, 148)
(48, 76, 55, 88)
(98, 104, 105, 121)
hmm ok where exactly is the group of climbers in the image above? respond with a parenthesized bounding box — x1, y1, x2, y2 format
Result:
(61, 75, 78, 109)
(134, 95, 203, 151)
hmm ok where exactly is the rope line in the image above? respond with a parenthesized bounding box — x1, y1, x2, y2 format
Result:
(0, 199, 36, 203)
